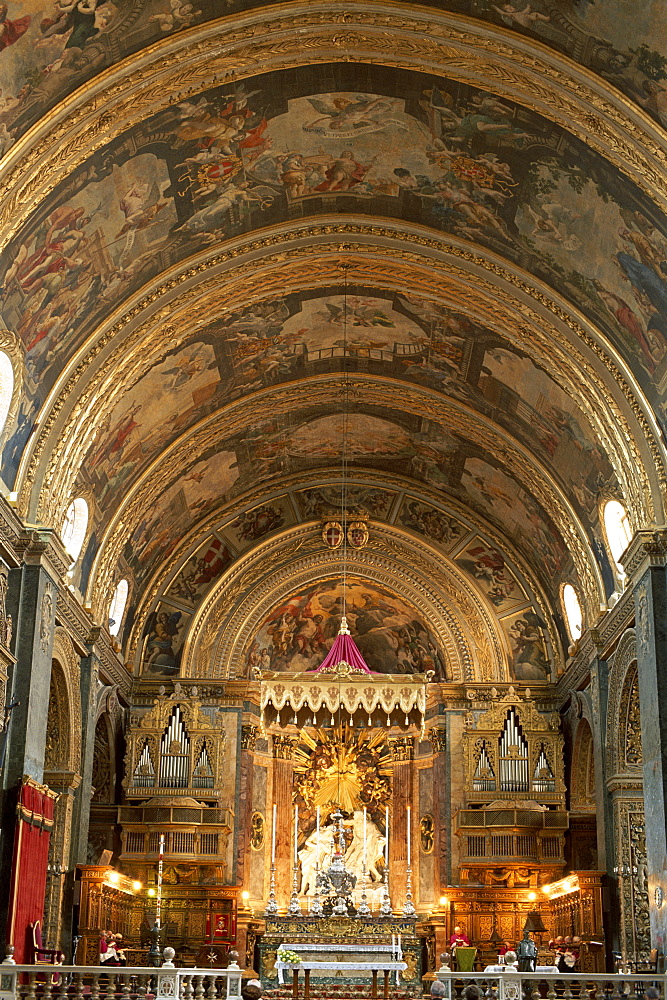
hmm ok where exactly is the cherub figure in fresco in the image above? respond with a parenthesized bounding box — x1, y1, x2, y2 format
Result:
(150, 0, 201, 33)
(526, 203, 581, 250)
(492, 3, 550, 29)
(0, 3, 31, 52)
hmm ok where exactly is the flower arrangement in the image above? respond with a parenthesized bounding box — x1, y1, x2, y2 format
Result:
(277, 949, 302, 965)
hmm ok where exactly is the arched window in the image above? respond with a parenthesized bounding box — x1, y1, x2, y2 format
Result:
(61, 497, 88, 562)
(562, 584, 583, 642)
(108, 579, 129, 637)
(0, 352, 14, 437)
(603, 499, 632, 573)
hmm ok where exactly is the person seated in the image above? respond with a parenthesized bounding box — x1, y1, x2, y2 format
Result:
(463, 987, 481, 1000)
(449, 925, 471, 949)
(114, 934, 127, 967)
(98, 930, 110, 965)
(101, 932, 119, 966)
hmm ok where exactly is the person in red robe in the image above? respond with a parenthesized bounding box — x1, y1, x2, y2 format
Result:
(450, 926, 471, 948)
(0, 4, 31, 50)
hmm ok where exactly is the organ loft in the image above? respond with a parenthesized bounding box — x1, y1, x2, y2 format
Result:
(0, 0, 665, 992)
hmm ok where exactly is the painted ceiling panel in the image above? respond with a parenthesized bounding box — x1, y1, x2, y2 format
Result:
(0, 0, 664, 152)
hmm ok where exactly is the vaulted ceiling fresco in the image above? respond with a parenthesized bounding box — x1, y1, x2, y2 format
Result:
(0, 0, 665, 683)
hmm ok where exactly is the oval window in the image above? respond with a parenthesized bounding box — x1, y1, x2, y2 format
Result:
(0, 352, 14, 437)
(562, 584, 583, 643)
(108, 579, 129, 637)
(61, 497, 89, 563)
(603, 500, 632, 573)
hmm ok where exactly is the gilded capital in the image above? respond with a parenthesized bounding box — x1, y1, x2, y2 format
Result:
(241, 724, 258, 752)
(430, 727, 447, 754)
(389, 736, 414, 762)
(272, 734, 298, 759)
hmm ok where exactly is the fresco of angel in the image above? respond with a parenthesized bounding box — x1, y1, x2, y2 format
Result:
(303, 94, 403, 133)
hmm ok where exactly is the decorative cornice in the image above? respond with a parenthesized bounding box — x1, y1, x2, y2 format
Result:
(0, 0, 665, 259)
(621, 529, 667, 580)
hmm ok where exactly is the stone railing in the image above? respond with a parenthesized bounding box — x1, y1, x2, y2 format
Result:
(0, 949, 242, 1000)
(435, 970, 666, 1000)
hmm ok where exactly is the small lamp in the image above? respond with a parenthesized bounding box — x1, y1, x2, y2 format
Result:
(523, 911, 548, 945)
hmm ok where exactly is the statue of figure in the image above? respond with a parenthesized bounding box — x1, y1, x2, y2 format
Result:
(341, 811, 387, 883)
(516, 930, 538, 972)
(298, 822, 334, 894)
(297, 810, 387, 894)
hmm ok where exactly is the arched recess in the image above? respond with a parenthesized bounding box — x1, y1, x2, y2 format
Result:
(181, 522, 539, 684)
(88, 687, 126, 866)
(606, 628, 650, 964)
(570, 717, 596, 813)
(126, 472, 566, 677)
(43, 629, 82, 951)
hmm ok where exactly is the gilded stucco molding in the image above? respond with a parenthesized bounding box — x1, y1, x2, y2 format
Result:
(605, 627, 639, 783)
(180, 521, 512, 684)
(25, 229, 657, 535)
(125, 469, 562, 673)
(0, 1, 666, 255)
(50, 626, 83, 774)
(89, 372, 604, 624)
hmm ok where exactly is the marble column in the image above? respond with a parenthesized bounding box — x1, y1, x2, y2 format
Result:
(69, 635, 101, 867)
(430, 726, 450, 891)
(389, 736, 414, 911)
(271, 734, 297, 908)
(235, 723, 257, 888)
(625, 531, 667, 949)
(0, 529, 67, 951)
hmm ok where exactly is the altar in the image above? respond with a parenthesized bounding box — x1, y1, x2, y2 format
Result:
(276, 942, 407, 999)
(260, 917, 421, 994)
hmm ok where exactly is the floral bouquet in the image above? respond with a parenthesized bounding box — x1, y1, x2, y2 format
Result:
(277, 949, 302, 965)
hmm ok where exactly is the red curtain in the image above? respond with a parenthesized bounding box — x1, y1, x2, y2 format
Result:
(6, 778, 57, 964)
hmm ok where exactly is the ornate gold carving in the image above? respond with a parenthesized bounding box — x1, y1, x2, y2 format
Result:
(40, 587, 54, 656)
(625, 668, 643, 769)
(250, 811, 264, 850)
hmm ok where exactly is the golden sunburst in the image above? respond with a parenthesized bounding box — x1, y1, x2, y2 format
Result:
(293, 724, 391, 814)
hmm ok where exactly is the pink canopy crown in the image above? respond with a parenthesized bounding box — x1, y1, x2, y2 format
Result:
(314, 617, 373, 675)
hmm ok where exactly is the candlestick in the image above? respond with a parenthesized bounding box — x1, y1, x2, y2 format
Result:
(271, 803, 277, 864)
(363, 807, 367, 870)
(385, 807, 389, 863)
(407, 806, 411, 866)
(156, 834, 165, 928)
(294, 804, 299, 867)
(402, 861, 416, 917)
(264, 862, 278, 915)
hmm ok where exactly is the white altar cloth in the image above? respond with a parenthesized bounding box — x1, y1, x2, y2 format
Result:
(276, 960, 407, 986)
(483, 965, 560, 974)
